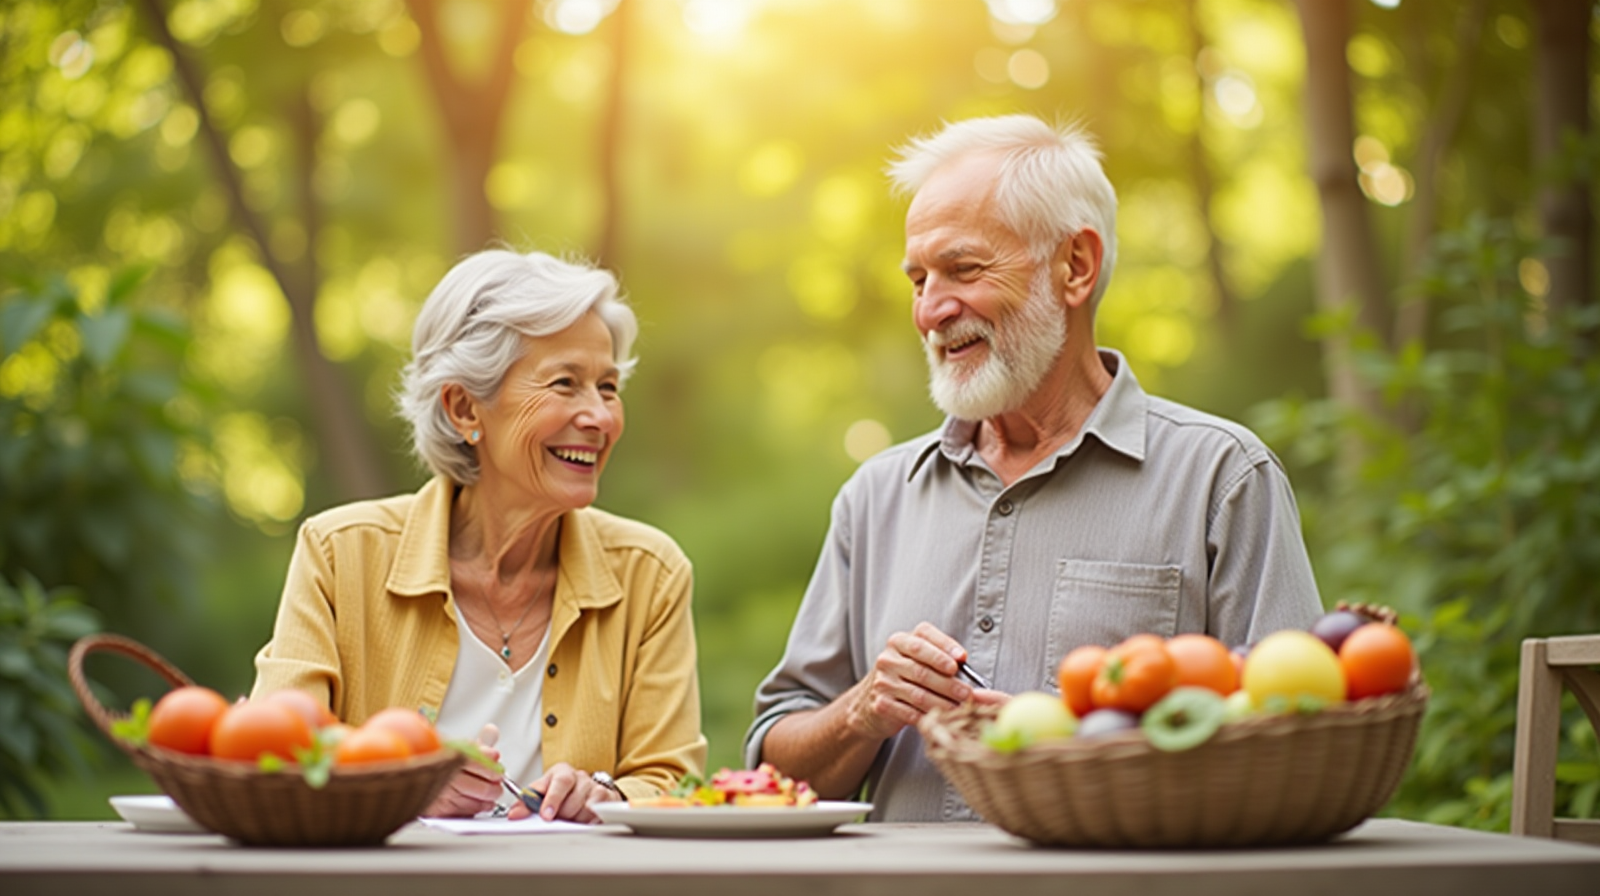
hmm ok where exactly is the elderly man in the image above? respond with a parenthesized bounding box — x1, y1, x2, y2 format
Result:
(744, 115, 1323, 822)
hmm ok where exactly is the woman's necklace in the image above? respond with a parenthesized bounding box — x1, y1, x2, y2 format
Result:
(478, 577, 547, 663)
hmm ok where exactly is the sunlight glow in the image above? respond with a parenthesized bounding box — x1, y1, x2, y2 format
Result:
(844, 419, 892, 462)
(1519, 258, 1550, 298)
(546, 0, 618, 36)
(684, 0, 755, 38)
(1212, 71, 1261, 128)
(788, 253, 858, 321)
(986, 0, 1058, 27)
(739, 141, 804, 197)
(1008, 49, 1050, 89)
(1353, 135, 1413, 206)
(49, 31, 95, 79)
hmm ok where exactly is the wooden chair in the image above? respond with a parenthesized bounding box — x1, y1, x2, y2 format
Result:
(1511, 635, 1600, 844)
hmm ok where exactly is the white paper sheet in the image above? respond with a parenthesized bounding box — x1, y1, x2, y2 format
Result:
(417, 815, 595, 835)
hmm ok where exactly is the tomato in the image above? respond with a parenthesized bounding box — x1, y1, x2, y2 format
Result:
(1339, 623, 1415, 699)
(334, 725, 413, 765)
(363, 707, 442, 756)
(1242, 630, 1345, 709)
(1090, 634, 1177, 713)
(263, 689, 337, 730)
(147, 686, 230, 756)
(209, 701, 315, 763)
(1165, 634, 1239, 695)
(1057, 645, 1107, 717)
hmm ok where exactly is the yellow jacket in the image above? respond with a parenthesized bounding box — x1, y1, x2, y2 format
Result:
(251, 476, 706, 799)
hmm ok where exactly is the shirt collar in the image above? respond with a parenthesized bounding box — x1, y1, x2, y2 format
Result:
(387, 476, 624, 611)
(907, 348, 1148, 481)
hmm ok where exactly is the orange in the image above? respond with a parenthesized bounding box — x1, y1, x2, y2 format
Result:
(209, 700, 315, 763)
(363, 707, 442, 756)
(1339, 623, 1416, 700)
(263, 689, 338, 730)
(334, 725, 413, 765)
(1057, 645, 1107, 717)
(1091, 635, 1177, 713)
(147, 686, 230, 756)
(1166, 634, 1240, 695)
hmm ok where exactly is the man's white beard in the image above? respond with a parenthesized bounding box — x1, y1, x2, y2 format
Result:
(923, 269, 1066, 421)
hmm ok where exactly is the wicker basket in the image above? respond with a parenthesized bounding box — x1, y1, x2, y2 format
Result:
(70, 633, 465, 847)
(921, 668, 1427, 848)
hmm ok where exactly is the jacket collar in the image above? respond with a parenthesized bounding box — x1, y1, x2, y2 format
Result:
(386, 476, 624, 612)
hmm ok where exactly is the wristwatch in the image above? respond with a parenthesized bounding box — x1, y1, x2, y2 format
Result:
(591, 770, 621, 795)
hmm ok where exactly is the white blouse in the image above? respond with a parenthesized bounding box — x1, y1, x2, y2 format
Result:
(434, 606, 549, 812)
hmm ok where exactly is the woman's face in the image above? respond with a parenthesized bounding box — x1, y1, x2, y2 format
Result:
(473, 310, 624, 512)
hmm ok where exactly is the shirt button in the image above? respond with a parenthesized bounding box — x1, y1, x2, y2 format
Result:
(545, 714, 558, 727)
(978, 614, 995, 632)
(997, 499, 1014, 516)
(547, 663, 558, 678)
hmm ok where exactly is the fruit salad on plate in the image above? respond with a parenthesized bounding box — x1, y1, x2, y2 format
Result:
(631, 763, 818, 808)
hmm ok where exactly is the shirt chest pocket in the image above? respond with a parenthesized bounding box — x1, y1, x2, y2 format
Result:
(1045, 560, 1183, 671)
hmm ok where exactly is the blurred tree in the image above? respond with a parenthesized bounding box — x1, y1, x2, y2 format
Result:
(1530, 0, 1593, 316)
(1294, 0, 1388, 466)
(137, 0, 392, 502)
(407, 0, 531, 255)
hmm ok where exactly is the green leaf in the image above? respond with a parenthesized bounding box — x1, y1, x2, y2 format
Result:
(0, 297, 56, 357)
(77, 308, 132, 368)
(110, 698, 152, 747)
(105, 265, 152, 306)
(0, 645, 32, 679)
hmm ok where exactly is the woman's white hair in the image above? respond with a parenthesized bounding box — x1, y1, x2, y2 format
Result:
(886, 114, 1119, 309)
(397, 249, 638, 485)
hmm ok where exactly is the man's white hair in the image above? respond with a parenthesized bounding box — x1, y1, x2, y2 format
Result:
(396, 249, 637, 485)
(887, 114, 1118, 309)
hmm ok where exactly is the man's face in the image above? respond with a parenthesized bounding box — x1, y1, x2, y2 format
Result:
(902, 154, 1065, 420)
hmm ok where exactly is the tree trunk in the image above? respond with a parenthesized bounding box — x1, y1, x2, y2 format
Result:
(139, 0, 393, 503)
(1394, 0, 1489, 350)
(1184, 0, 1237, 332)
(1530, 0, 1593, 316)
(594, 0, 631, 269)
(1293, 0, 1390, 452)
(408, 0, 531, 257)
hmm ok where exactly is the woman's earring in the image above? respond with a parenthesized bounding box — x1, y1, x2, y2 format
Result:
(468, 429, 480, 445)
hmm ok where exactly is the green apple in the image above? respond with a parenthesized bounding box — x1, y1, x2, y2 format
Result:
(981, 691, 1076, 753)
(1223, 689, 1256, 722)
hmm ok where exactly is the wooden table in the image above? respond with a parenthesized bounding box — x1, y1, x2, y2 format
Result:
(2, 818, 1597, 896)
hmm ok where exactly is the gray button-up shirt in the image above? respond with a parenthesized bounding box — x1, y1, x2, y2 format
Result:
(744, 350, 1322, 822)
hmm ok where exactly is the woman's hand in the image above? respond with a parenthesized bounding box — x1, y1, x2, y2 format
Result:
(506, 762, 621, 824)
(423, 724, 504, 818)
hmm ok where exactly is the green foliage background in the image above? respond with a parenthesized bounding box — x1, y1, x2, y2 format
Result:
(1, 0, 1595, 827)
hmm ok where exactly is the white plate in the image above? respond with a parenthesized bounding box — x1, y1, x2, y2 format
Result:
(109, 795, 207, 834)
(592, 801, 872, 838)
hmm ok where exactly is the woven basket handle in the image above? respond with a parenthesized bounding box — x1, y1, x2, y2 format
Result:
(68, 633, 196, 739)
(1336, 601, 1399, 626)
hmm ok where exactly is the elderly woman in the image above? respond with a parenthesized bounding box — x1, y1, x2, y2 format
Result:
(251, 249, 705, 822)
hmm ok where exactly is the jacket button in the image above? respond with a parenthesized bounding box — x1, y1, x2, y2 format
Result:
(547, 663, 558, 678)
(545, 714, 557, 727)
(978, 614, 995, 633)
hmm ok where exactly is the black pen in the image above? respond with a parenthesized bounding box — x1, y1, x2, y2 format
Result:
(956, 659, 992, 691)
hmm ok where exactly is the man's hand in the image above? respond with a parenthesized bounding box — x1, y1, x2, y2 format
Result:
(845, 622, 984, 740)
